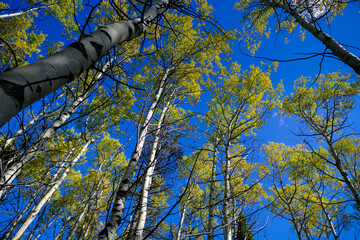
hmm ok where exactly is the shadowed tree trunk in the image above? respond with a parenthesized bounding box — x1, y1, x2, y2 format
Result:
(0, 0, 169, 127)
(0, 60, 112, 198)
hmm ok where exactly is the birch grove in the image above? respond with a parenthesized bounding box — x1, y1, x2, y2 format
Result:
(1, 0, 360, 239)
(0, 0, 169, 126)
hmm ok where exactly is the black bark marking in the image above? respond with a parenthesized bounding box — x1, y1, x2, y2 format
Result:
(98, 228, 109, 239)
(128, 25, 133, 39)
(121, 179, 130, 185)
(36, 85, 42, 93)
(0, 80, 24, 108)
(67, 74, 75, 83)
(99, 29, 112, 42)
(128, 21, 143, 40)
(355, 65, 360, 74)
(68, 42, 88, 59)
(133, 21, 143, 38)
(90, 41, 103, 58)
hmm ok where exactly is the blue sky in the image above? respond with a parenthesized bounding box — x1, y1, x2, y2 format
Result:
(37, 1, 360, 239)
(209, 1, 360, 239)
(2, 0, 360, 239)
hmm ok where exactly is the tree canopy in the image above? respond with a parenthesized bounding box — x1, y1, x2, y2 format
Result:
(0, 0, 360, 239)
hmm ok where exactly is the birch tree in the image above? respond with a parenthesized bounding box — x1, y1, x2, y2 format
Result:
(0, 0, 170, 126)
(205, 62, 281, 239)
(283, 72, 360, 208)
(234, 0, 360, 74)
(0, 59, 113, 198)
(264, 142, 350, 239)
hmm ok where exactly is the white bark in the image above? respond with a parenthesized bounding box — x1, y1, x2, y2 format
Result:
(2, 92, 64, 150)
(0, 5, 50, 19)
(0, 60, 110, 198)
(0, 0, 169, 127)
(98, 68, 170, 240)
(2, 141, 78, 239)
(53, 215, 72, 240)
(176, 195, 191, 240)
(208, 141, 218, 240)
(223, 142, 232, 240)
(10, 138, 93, 240)
(67, 174, 106, 240)
(132, 101, 170, 240)
(317, 190, 338, 240)
(276, 2, 360, 74)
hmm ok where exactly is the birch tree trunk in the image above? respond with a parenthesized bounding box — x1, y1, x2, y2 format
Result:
(0, 60, 110, 198)
(53, 216, 72, 240)
(2, 141, 79, 239)
(176, 194, 191, 240)
(67, 174, 106, 240)
(318, 193, 339, 240)
(0, 0, 169, 127)
(10, 137, 94, 240)
(0, 5, 50, 19)
(274, 2, 360, 74)
(132, 101, 170, 240)
(98, 68, 170, 240)
(1, 91, 64, 151)
(223, 141, 232, 240)
(321, 134, 360, 207)
(208, 141, 218, 240)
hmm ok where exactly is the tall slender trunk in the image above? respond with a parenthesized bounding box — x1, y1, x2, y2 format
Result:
(275, 2, 360, 74)
(98, 68, 170, 240)
(309, 179, 339, 240)
(0, 5, 50, 19)
(3, 141, 80, 239)
(1, 91, 64, 151)
(0, 0, 170, 126)
(319, 196, 338, 240)
(10, 137, 94, 240)
(126, 204, 140, 240)
(223, 141, 232, 240)
(132, 101, 170, 240)
(54, 215, 72, 240)
(176, 194, 191, 240)
(322, 135, 360, 207)
(208, 140, 218, 240)
(67, 175, 106, 240)
(0, 61, 110, 198)
(288, 202, 303, 240)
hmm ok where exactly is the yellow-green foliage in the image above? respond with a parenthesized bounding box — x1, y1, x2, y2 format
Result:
(283, 72, 359, 136)
(0, 4, 47, 68)
(264, 142, 348, 237)
(234, 0, 347, 53)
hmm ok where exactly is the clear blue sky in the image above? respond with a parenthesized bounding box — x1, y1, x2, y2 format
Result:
(2, 0, 360, 239)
